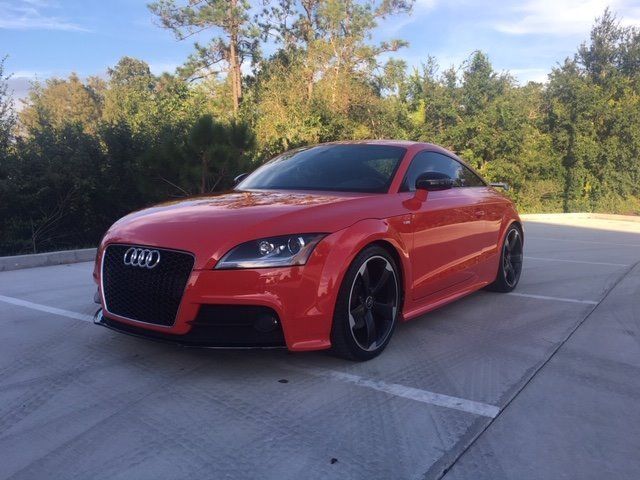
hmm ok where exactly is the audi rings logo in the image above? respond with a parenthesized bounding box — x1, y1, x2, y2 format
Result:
(123, 247, 161, 269)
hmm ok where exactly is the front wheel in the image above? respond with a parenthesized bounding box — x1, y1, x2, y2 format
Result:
(486, 224, 523, 292)
(331, 246, 401, 361)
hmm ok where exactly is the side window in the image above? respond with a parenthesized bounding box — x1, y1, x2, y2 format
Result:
(401, 151, 485, 191)
(457, 164, 485, 187)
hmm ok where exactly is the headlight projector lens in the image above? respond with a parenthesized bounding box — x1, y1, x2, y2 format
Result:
(258, 241, 275, 256)
(287, 236, 305, 254)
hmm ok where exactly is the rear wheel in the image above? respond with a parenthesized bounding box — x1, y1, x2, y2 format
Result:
(487, 224, 523, 292)
(331, 246, 400, 361)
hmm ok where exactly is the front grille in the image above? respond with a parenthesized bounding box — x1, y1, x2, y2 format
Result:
(102, 244, 194, 326)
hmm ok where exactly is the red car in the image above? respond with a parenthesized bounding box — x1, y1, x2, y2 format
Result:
(93, 141, 523, 360)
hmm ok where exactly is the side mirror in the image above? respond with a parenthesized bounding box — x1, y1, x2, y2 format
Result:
(490, 182, 510, 191)
(415, 172, 455, 191)
(234, 173, 249, 185)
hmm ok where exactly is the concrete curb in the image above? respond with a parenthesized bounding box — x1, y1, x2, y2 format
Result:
(0, 248, 96, 272)
(521, 212, 640, 223)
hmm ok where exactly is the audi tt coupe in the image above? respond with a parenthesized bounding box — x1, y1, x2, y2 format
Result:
(93, 141, 523, 360)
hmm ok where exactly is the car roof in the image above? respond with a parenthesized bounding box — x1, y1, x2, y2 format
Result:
(324, 139, 458, 157)
(327, 139, 425, 147)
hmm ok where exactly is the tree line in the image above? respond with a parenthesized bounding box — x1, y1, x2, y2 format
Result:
(0, 3, 639, 255)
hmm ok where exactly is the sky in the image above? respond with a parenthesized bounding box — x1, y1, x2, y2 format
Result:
(2, 0, 640, 104)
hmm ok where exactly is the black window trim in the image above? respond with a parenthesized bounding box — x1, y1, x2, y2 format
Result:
(399, 149, 488, 192)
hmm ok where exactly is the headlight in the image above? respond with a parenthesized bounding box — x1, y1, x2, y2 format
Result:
(215, 234, 326, 269)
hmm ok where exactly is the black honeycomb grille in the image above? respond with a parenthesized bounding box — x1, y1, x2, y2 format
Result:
(102, 244, 194, 326)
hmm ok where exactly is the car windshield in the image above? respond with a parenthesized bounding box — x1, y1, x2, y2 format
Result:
(237, 144, 406, 193)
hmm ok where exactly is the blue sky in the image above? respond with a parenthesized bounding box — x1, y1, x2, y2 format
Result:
(2, 0, 640, 103)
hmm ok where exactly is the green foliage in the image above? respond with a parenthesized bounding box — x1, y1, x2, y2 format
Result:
(20, 73, 102, 135)
(1, 5, 640, 255)
(0, 56, 16, 154)
(546, 8, 640, 213)
(188, 114, 255, 192)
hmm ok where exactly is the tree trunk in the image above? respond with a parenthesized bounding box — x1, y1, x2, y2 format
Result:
(306, 68, 314, 101)
(229, 0, 240, 114)
(229, 37, 239, 113)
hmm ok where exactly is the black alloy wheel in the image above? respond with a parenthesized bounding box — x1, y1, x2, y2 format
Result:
(331, 246, 400, 360)
(487, 224, 523, 292)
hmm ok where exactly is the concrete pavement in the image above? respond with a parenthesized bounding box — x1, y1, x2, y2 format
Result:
(0, 216, 638, 480)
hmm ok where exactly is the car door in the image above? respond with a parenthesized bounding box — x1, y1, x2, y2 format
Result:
(401, 151, 486, 300)
(455, 161, 504, 277)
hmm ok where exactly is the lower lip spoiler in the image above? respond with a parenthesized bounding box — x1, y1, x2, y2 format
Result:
(93, 309, 286, 350)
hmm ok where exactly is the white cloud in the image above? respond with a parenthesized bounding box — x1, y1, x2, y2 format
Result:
(11, 69, 49, 78)
(493, 0, 639, 36)
(0, 0, 88, 31)
(509, 67, 549, 83)
(6, 77, 33, 110)
(375, 0, 440, 37)
(148, 62, 179, 75)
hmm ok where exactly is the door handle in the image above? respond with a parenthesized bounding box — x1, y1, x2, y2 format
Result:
(475, 210, 485, 217)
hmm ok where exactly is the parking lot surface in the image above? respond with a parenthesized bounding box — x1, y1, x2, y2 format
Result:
(0, 215, 639, 480)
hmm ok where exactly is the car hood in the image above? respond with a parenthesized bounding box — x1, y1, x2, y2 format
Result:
(102, 190, 398, 269)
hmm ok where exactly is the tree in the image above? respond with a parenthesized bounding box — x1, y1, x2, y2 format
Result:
(189, 114, 255, 193)
(250, 0, 414, 154)
(259, 0, 414, 101)
(108, 56, 155, 87)
(0, 56, 16, 155)
(547, 9, 640, 212)
(20, 73, 102, 135)
(149, 0, 258, 114)
(0, 123, 107, 254)
(102, 57, 157, 133)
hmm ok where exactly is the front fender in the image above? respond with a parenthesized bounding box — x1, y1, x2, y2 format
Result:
(304, 216, 413, 341)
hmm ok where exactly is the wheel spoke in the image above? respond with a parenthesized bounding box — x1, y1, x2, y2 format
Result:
(371, 268, 390, 295)
(508, 231, 519, 251)
(364, 310, 376, 348)
(504, 261, 513, 275)
(350, 304, 366, 328)
(505, 262, 515, 283)
(359, 266, 371, 292)
(373, 301, 393, 321)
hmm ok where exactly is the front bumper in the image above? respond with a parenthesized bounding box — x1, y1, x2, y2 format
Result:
(96, 244, 340, 351)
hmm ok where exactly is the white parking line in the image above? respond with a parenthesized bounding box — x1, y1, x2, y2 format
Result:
(528, 236, 640, 248)
(288, 366, 500, 418)
(507, 292, 599, 305)
(0, 294, 94, 322)
(525, 256, 629, 267)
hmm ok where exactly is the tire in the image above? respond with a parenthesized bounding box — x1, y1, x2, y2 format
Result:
(486, 224, 524, 293)
(331, 245, 401, 361)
